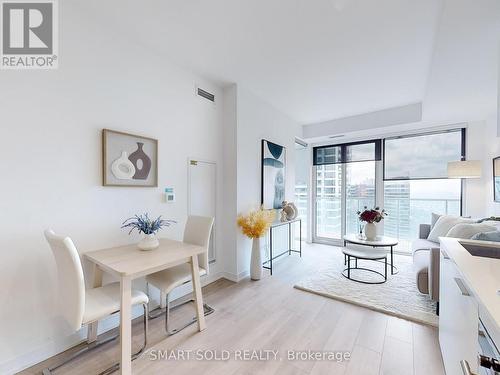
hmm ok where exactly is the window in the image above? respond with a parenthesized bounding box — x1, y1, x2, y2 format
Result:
(383, 129, 464, 252)
(315, 164, 343, 240)
(310, 130, 464, 253)
(384, 130, 464, 180)
(313, 140, 379, 244)
(346, 161, 376, 236)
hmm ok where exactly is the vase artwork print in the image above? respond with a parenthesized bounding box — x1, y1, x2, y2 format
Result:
(102, 129, 158, 187)
(261, 139, 286, 209)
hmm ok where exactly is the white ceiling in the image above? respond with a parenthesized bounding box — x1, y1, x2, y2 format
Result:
(80, 0, 443, 124)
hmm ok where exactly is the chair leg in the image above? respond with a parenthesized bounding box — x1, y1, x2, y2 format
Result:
(98, 303, 149, 375)
(165, 293, 215, 336)
(43, 303, 149, 375)
(147, 282, 167, 319)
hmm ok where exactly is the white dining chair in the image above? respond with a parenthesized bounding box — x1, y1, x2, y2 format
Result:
(43, 229, 149, 375)
(146, 215, 215, 335)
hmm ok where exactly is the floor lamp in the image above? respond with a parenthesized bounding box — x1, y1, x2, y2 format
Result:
(447, 160, 482, 216)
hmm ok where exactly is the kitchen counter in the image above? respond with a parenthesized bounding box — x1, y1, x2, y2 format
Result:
(440, 237, 500, 345)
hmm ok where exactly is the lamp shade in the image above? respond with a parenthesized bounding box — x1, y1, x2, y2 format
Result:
(447, 160, 482, 179)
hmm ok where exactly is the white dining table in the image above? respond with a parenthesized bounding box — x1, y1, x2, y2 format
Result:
(84, 238, 207, 374)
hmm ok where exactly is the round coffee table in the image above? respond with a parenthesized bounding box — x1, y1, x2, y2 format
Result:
(343, 234, 398, 275)
(342, 247, 389, 284)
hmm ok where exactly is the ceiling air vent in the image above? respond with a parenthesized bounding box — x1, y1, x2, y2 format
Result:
(197, 87, 215, 103)
(329, 134, 345, 139)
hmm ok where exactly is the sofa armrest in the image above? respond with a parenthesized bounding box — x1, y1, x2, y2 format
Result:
(419, 224, 431, 239)
(428, 247, 440, 301)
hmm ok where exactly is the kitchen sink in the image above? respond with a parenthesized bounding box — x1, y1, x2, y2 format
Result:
(459, 240, 500, 260)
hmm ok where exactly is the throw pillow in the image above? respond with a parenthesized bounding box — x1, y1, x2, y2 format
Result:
(479, 220, 500, 232)
(471, 231, 500, 242)
(445, 223, 496, 240)
(431, 213, 442, 229)
(428, 215, 475, 242)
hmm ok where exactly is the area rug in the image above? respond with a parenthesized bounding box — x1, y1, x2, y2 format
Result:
(294, 249, 438, 326)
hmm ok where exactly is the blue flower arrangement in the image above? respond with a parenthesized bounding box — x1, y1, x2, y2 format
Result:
(121, 213, 175, 235)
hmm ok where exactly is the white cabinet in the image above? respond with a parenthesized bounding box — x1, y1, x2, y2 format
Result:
(439, 247, 479, 375)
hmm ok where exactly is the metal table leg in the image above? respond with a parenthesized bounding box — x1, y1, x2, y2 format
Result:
(347, 255, 351, 278)
(299, 220, 302, 257)
(391, 245, 394, 275)
(270, 227, 273, 275)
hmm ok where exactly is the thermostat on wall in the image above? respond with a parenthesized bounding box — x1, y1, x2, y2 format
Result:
(164, 187, 175, 203)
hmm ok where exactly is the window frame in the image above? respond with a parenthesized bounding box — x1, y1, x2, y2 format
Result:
(313, 139, 382, 166)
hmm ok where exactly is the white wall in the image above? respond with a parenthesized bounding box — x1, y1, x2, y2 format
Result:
(221, 85, 238, 278)
(236, 87, 300, 277)
(466, 120, 500, 218)
(0, 3, 225, 373)
(217, 84, 302, 280)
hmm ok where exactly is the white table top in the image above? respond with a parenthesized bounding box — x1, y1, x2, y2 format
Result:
(84, 238, 204, 278)
(342, 246, 389, 259)
(344, 234, 398, 247)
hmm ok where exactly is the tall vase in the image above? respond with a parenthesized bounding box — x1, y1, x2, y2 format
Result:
(364, 222, 377, 241)
(128, 142, 152, 180)
(111, 151, 135, 180)
(250, 238, 263, 280)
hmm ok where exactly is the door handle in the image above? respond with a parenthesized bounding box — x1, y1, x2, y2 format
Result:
(460, 360, 477, 375)
(454, 277, 471, 296)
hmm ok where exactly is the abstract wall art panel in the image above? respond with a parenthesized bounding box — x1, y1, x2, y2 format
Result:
(102, 129, 158, 187)
(261, 139, 286, 209)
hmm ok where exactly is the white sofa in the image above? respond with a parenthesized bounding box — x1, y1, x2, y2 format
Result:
(412, 218, 500, 304)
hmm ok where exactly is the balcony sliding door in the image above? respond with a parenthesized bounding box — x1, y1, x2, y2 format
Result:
(315, 164, 343, 241)
(313, 141, 379, 245)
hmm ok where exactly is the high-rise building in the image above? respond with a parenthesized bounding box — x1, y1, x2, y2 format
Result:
(383, 182, 411, 241)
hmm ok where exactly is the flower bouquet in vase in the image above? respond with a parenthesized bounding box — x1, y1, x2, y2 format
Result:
(122, 213, 175, 250)
(237, 207, 276, 280)
(357, 207, 387, 241)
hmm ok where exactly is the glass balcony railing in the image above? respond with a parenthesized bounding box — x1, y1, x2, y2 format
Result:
(316, 196, 460, 252)
(383, 197, 460, 252)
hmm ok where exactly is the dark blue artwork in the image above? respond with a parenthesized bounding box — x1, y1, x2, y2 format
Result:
(262, 140, 286, 209)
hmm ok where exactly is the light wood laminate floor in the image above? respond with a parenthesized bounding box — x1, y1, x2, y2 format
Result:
(21, 243, 445, 375)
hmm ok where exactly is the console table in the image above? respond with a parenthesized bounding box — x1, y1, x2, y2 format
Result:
(263, 218, 302, 275)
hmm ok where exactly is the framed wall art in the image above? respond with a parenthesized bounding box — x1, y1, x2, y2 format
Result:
(102, 129, 158, 187)
(261, 139, 286, 209)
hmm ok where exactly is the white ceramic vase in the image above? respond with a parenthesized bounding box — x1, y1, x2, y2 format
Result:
(111, 151, 135, 180)
(250, 238, 263, 280)
(364, 222, 377, 241)
(138, 233, 159, 251)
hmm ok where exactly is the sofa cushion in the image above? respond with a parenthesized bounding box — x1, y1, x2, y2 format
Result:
(446, 223, 496, 239)
(471, 231, 500, 242)
(428, 215, 475, 242)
